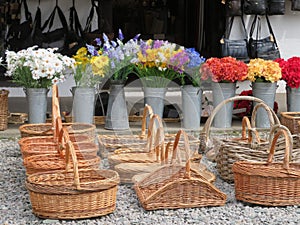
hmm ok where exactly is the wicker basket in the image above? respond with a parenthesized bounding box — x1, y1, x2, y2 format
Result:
(98, 104, 154, 158)
(20, 141, 98, 159)
(199, 96, 291, 182)
(233, 126, 300, 206)
(0, 89, 9, 131)
(64, 115, 106, 125)
(25, 133, 120, 219)
(281, 112, 300, 134)
(134, 129, 226, 210)
(19, 122, 96, 142)
(7, 113, 28, 124)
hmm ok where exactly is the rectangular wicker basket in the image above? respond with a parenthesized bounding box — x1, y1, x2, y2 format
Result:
(280, 112, 300, 134)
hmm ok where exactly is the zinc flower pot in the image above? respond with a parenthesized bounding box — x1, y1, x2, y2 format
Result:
(181, 85, 202, 129)
(252, 82, 277, 128)
(71, 87, 96, 124)
(143, 87, 167, 120)
(286, 86, 300, 112)
(105, 83, 129, 130)
(24, 88, 49, 124)
(212, 82, 236, 128)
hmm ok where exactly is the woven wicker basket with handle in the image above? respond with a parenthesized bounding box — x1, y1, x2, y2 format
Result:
(280, 111, 300, 134)
(25, 127, 120, 219)
(98, 104, 154, 158)
(233, 125, 300, 206)
(134, 129, 226, 210)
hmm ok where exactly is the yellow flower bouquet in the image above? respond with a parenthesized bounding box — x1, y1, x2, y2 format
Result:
(73, 45, 110, 87)
(247, 58, 282, 83)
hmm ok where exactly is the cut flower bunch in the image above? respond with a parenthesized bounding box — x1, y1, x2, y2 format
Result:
(101, 29, 140, 83)
(135, 39, 190, 87)
(247, 58, 281, 83)
(3, 46, 75, 88)
(73, 43, 110, 87)
(201, 56, 248, 83)
(182, 48, 206, 87)
(275, 57, 300, 88)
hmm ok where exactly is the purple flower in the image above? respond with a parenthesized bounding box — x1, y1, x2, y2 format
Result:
(95, 38, 102, 46)
(153, 40, 165, 49)
(118, 29, 124, 41)
(86, 44, 99, 56)
(133, 34, 141, 41)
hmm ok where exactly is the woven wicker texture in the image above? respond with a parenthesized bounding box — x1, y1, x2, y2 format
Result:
(199, 96, 300, 182)
(233, 125, 300, 206)
(107, 114, 165, 168)
(134, 129, 226, 210)
(98, 104, 154, 158)
(0, 89, 9, 131)
(25, 127, 120, 219)
(281, 112, 300, 134)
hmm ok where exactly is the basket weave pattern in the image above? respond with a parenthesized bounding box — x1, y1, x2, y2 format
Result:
(233, 126, 300, 206)
(281, 112, 300, 134)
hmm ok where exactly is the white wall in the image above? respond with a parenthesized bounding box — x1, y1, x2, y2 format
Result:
(5, 0, 300, 96)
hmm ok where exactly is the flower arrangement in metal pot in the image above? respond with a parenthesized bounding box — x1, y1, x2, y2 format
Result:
(2, 46, 75, 88)
(134, 39, 190, 88)
(201, 56, 248, 83)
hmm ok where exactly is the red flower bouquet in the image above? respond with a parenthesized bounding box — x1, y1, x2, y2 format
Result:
(201, 56, 248, 82)
(275, 57, 300, 88)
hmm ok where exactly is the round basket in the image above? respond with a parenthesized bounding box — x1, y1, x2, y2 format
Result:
(25, 134, 119, 219)
(19, 123, 96, 142)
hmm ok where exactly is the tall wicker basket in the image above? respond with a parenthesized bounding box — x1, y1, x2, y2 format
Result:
(233, 125, 300, 206)
(0, 89, 9, 131)
(25, 128, 120, 219)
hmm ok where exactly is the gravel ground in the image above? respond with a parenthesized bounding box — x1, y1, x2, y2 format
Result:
(0, 137, 299, 225)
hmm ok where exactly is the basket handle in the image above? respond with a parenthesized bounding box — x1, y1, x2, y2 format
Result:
(267, 125, 293, 169)
(63, 127, 81, 189)
(251, 102, 280, 128)
(147, 114, 164, 154)
(240, 116, 261, 144)
(171, 129, 191, 179)
(200, 96, 275, 152)
(52, 85, 62, 139)
(140, 104, 154, 138)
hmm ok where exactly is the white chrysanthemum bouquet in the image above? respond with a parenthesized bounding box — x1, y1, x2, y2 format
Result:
(3, 46, 75, 88)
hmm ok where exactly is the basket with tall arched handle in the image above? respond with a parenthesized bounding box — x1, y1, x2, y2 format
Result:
(133, 129, 226, 210)
(198, 96, 296, 182)
(25, 127, 120, 219)
(233, 125, 300, 206)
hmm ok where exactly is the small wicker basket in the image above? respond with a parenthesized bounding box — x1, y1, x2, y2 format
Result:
(0, 89, 9, 131)
(134, 129, 226, 210)
(233, 125, 300, 206)
(25, 129, 120, 219)
(281, 111, 300, 134)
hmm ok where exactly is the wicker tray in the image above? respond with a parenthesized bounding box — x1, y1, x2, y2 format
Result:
(25, 131, 120, 219)
(0, 89, 9, 131)
(233, 126, 300, 206)
(134, 129, 226, 210)
(281, 111, 300, 134)
(8, 113, 28, 124)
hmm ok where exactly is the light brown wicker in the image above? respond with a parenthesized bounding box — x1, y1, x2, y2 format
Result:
(233, 125, 300, 206)
(134, 129, 226, 210)
(7, 113, 28, 124)
(0, 89, 9, 131)
(107, 114, 169, 168)
(280, 111, 300, 134)
(22, 128, 101, 175)
(199, 96, 293, 182)
(25, 129, 120, 219)
(98, 104, 154, 158)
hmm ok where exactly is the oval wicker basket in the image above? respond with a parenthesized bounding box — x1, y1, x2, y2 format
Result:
(25, 130, 120, 219)
(233, 125, 300, 206)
